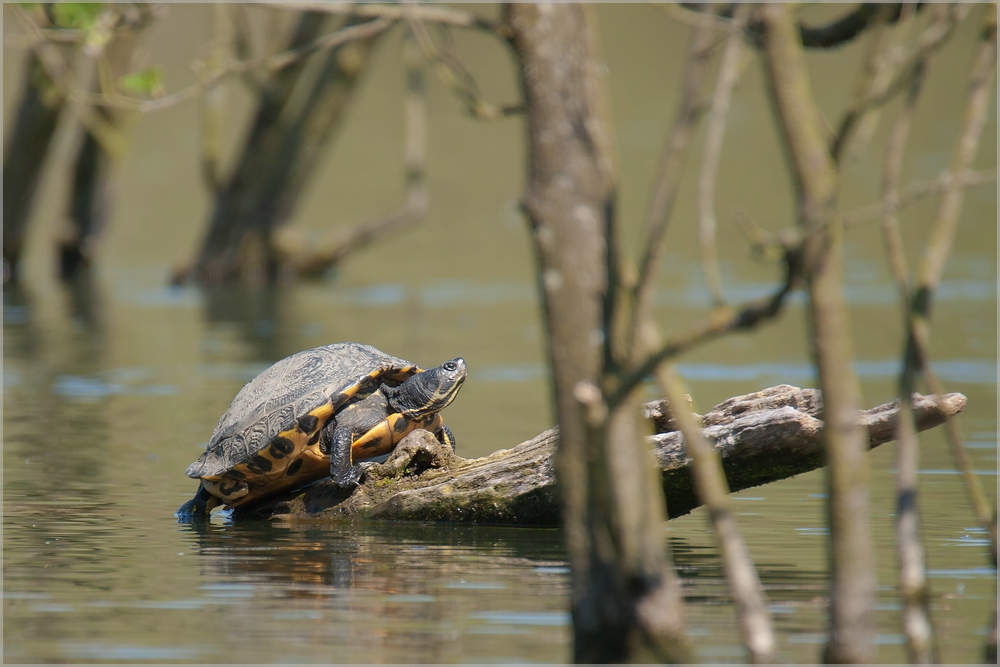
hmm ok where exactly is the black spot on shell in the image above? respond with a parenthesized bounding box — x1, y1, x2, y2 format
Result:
(228, 468, 246, 480)
(247, 455, 272, 473)
(306, 432, 320, 447)
(269, 436, 295, 458)
(286, 458, 304, 476)
(297, 415, 319, 433)
(220, 481, 242, 497)
(393, 417, 410, 434)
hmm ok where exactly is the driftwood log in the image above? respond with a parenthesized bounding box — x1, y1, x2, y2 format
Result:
(235, 384, 967, 525)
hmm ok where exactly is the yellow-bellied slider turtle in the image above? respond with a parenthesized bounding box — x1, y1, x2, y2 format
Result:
(176, 343, 466, 520)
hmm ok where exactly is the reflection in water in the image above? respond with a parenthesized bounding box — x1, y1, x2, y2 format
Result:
(202, 284, 300, 363)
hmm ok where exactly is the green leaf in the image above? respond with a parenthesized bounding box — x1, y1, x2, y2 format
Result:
(51, 3, 105, 30)
(119, 67, 164, 97)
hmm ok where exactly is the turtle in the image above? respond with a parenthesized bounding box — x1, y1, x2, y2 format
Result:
(175, 343, 466, 520)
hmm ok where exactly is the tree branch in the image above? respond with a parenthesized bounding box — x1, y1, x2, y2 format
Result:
(657, 366, 776, 663)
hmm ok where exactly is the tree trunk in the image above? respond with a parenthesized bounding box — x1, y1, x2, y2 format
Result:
(504, 4, 689, 662)
(3, 52, 65, 282)
(190, 12, 384, 285)
(235, 386, 966, 527)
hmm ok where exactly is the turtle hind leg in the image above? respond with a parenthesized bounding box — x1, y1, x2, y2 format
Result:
(325, 423, 362, 494)
(175, 483, 221, 521)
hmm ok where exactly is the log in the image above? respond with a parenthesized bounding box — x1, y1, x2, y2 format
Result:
(234, 384, 967, 524)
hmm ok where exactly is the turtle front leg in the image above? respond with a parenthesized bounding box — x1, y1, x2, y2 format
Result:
(437, 424, 457, 451)
(323, 421, 363, 493)
(175, 482, 222, 521)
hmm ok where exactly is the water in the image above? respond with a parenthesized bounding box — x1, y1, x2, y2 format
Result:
(3, 4, 996, 663)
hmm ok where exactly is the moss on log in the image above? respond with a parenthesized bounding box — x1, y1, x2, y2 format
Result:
(234, 384, 967, 524)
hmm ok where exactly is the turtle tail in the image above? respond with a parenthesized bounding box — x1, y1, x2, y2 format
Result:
(175, 483, 222, 521)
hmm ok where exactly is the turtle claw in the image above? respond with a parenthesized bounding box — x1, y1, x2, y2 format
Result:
(328, 464, 362, 495)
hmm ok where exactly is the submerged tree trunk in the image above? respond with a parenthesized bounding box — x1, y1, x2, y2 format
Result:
(235, 386, 966, 526)
(3, 52, 66, 282)
(189, 12, 385, 285)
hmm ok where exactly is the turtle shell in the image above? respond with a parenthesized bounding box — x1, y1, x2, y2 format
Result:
(185, 343, 420, 505)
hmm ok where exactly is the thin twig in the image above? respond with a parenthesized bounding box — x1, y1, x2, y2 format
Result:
(629, 14, 718, 362)
(610, 247, 800, 410)
(831, 4, 968, 161)
(839, 4, 921, 166)
(697, 4, 750, 306)
(844, 169, 997, 227)
(905, 4, 998, 565)
(657, 365, 776, 663)
(406, 13, 523, 120)
(879, 53, 938, 664)
(70, 16, 396, 113)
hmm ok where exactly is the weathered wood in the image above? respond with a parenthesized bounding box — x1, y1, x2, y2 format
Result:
(235, 385, 967, 524)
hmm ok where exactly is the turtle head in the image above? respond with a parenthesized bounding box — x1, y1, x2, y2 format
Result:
(385, 358, 467, 418)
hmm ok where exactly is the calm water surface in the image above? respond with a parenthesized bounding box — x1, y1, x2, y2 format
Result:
(4, 4, 996, 663)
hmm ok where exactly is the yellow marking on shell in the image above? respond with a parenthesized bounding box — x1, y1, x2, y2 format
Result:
(203, 399, 336, 507)
(351, 413, 443, 462)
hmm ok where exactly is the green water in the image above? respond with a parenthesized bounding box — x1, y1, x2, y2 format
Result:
(4, 4, 996, 663)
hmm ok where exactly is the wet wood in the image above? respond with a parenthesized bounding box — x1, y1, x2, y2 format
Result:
(235, 384, 967, 525)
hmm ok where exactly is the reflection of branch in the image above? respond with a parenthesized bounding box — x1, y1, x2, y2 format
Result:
(279, 32, 428, 278)
(697, 4, 749, 306)
(71, 16, 396, 113)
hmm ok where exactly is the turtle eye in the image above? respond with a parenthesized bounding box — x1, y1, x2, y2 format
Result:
(443, 361, 458, 372)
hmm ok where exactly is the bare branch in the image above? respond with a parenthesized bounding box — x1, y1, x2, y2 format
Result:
(907, 4, 998, 564)
(878, 49, 937, 664)
(697, 4, 750, 306)
(611, 247, 800, 410)
(758, 4, 875, 662)
(657, 366, 776, 664)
